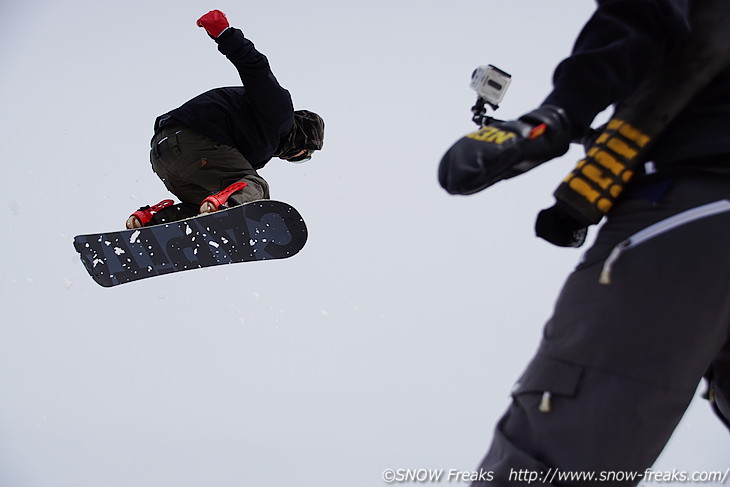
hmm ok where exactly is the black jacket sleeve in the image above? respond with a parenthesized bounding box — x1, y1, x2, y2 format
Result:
(215, 28, 294, 130)
(542, 0, 691, 135)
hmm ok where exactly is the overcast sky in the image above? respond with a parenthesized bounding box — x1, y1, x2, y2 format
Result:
(1, 1, 728, 486)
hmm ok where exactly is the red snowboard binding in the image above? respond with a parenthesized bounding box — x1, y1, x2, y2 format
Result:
(125, 199, 174, 229)
(199, 181, 248, 214)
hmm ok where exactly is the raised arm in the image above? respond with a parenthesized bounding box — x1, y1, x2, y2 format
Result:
(197, 10, 294, 127)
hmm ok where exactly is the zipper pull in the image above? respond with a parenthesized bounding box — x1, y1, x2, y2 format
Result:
(539, 391, 552, 413)
(599, 240, 630, 285)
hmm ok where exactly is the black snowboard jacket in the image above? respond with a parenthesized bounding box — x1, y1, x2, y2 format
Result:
(157, 28, 294, 169)
(542, 0, 730, 171)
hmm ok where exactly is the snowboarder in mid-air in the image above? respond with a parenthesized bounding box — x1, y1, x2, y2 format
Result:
(126, 10, 324, 229)
(439, 0, 730, 484)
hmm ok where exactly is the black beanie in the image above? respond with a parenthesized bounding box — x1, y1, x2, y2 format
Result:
(292, 110, 325, 151)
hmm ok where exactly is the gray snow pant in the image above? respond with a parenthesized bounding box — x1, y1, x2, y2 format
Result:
(148, 122, 270, 224)
(473, 174, 730, 487)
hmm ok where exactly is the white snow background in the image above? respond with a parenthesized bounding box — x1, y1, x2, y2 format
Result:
(1, 1, 728, 486)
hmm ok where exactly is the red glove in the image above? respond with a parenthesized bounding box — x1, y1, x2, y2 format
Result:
(196, 10, 230, 38)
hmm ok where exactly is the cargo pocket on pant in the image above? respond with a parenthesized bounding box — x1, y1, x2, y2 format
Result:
(511, 355, 583, 414)
(176, 133, 222, 180)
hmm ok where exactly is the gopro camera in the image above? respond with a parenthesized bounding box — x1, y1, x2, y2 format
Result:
(470, 65, 512, 109)
(469, 65, 512, 126)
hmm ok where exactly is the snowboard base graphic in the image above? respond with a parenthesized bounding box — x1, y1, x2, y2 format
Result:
(73, 200, 307, 287)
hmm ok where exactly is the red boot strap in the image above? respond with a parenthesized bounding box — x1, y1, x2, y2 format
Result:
(148, 199, 175, 212)
(201, 182, 248, 210)
(131, 199, 174, 226)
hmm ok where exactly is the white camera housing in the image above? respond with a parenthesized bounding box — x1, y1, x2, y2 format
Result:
(470, 65, 512, 107)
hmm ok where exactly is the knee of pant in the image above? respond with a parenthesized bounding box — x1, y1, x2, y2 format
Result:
(230, 177, 269, 204)
(252, 176, 270, 198)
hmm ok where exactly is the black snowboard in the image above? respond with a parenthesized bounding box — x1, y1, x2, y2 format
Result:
(73, 200, 307, 287)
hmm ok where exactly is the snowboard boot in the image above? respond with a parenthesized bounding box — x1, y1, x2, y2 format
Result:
(199, 181, 248, 214)
(126, 199, 175, 229)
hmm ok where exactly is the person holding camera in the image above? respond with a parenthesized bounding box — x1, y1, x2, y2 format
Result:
(439, 0, 730, 483)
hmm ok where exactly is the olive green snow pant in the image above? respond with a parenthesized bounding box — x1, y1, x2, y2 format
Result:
(148, 122, 269, 224)
(472, 173, 730, 487)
